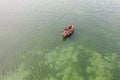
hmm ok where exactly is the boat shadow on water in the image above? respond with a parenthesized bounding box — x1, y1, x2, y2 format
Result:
(62, 36, 69, 41)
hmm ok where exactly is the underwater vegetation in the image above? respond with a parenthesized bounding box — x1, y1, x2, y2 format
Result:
(1, 43, 120, 80)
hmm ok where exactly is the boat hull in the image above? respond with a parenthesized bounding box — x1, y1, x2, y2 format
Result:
(62, 25, 74, 38)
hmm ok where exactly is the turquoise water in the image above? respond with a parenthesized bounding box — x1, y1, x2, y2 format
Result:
(0, 0, 120, 80)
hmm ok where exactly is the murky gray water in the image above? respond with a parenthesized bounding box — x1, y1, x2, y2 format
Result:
(0, 0, 120, 80)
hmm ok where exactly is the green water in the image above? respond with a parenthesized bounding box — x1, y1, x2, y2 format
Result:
(0, 0, 120, 80)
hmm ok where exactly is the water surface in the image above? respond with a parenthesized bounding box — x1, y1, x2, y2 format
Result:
(0, 0, 120, 80)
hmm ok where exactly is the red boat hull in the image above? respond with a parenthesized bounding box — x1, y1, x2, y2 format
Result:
(62, 25, 74, 38)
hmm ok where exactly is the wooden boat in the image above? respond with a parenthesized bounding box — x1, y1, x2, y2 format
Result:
(62, 25, 75, 38)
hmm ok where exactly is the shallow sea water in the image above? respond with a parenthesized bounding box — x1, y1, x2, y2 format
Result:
(0, 0, 120, 80)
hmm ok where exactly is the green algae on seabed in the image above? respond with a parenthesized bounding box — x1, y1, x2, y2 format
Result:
(1, 64, 30, 80)
(1, 44, 119, 80)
